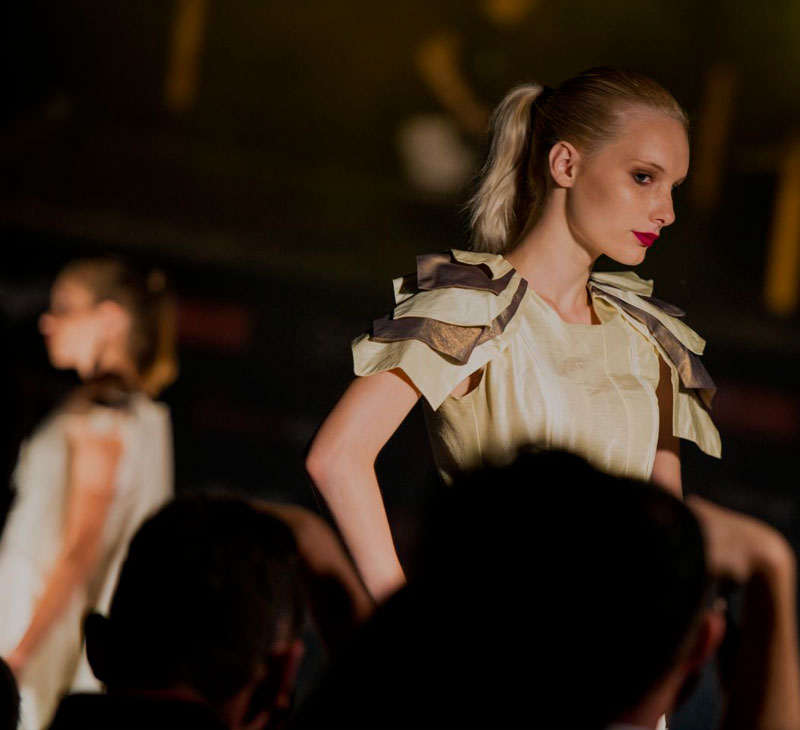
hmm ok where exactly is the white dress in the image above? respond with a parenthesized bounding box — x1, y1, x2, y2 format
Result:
(0, 392, 173, 729)
(353, 250, 720, 486)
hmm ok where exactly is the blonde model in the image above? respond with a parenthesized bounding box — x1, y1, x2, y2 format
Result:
(307, 67, 721, 603)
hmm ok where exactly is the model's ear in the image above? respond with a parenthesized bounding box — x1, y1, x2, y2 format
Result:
(96, 300, 130, 338)
(239, 639, 305, 730)
(84, 612, 112, 684)
(685, 607, 727, 671)
(268, 638, 305, 716)
(548, 141, 581, 188)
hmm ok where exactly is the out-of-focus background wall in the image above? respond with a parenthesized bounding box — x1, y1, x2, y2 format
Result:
(1, 0, 798, 668)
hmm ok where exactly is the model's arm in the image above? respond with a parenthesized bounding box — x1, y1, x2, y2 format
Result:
(5, 415, 120, 675)
(305, 369, 421, 603)
(651, 356, 682, 497)
(688, 497, 800, 730)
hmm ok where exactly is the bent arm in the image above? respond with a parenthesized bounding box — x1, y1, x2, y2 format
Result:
(726, 552, 800, 730)
(6, 419, 120, 674)
(305, 369, 420, 603)
(651, 355, 682, 497)
(688, 497, 800, 730)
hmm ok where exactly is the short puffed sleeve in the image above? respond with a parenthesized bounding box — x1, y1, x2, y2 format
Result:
(589, 271, 722, 459)
(352, 250, 527, 410)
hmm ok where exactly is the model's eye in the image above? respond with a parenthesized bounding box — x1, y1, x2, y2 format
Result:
(632, 171, 652, 185)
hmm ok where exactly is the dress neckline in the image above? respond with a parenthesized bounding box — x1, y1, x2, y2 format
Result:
(498, 254, 607, 328)
(523, 285, 610, 329)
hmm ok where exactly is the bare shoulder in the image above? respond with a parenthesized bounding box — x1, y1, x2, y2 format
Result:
(63, 408, 124, 459)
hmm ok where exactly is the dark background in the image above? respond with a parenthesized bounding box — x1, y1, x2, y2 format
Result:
(1, 2, 798, 725)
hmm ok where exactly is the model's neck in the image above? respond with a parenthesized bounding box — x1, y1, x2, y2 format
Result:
(78, 345, 140, 389)
(504, 194, 599, 322)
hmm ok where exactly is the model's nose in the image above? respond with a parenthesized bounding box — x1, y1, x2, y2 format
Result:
(653, 191, 676, 228)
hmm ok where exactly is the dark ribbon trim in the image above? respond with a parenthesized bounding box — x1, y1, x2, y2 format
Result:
(640, 295, 685, 318)
(416, 252, 514, 295)
(371, 278, 528, 365)
(590, 286, 716, 409)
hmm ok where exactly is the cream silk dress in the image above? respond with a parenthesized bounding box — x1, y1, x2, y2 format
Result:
(0, 393, 173, 729)
(353, 249, 721, 485)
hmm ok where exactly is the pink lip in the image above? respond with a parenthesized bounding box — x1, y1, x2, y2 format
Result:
(633, 231, 659, 247)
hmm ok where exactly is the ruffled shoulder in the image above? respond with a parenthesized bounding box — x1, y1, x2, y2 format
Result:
(589, 271, 721, 458)
(352, 250, 527, 409)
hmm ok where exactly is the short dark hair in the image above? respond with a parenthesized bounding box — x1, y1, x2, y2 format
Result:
(101, 494, 304, 701)
(0, 656, 20, 730)
(420, 449, 711, 725)
(298, 450, 709, 728)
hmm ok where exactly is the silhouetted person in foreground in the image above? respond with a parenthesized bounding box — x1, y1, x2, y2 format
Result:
(297, 451, 799, 729)
(0, 657, 20, 730)
(50, 495, 307, 730)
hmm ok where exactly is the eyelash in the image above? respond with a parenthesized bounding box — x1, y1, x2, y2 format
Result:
(632, 171, 683, 192)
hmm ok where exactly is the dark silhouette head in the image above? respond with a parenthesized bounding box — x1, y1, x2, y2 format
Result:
(422, 450, 711, 725)
(299, 450, 711, 728)
(85, 494, 305, 728)
(0, 657, 20, 730)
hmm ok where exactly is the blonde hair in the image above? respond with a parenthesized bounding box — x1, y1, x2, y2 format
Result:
(470, 67, 689, 253)
(59, 258, 179, 397)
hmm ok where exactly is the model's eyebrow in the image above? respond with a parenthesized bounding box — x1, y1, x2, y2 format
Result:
(631, 159, 665, 173)
(631, 159, 686, 185)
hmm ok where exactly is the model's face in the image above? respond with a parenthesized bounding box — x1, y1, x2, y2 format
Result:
(39, 276, 104, 374)
(565, 108, 689, 266)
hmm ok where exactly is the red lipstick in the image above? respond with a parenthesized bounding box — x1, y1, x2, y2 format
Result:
(633, 231, 659, 247)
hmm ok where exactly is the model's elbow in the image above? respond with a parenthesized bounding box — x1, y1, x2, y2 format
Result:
(305, 433, 365, 496)
(62, 539, 101, 577)
(304, 434, 340, 492)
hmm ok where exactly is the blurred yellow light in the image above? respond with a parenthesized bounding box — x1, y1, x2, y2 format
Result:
(764, 136, 800, 316)
(164, 0, 208, 112)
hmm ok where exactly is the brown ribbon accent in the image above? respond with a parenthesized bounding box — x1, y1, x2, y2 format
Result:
(640, 295, 685, 318)
(590, 286, 716, 409)
(371, 278, 528, 365)
(416, 252, 515, 294)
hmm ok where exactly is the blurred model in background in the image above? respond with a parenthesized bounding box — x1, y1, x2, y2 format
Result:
(0, 257, 177, 728)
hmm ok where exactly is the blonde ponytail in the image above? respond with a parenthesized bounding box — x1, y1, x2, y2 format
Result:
(469, 84, 548, 253)
(140, 275, 179, 398)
